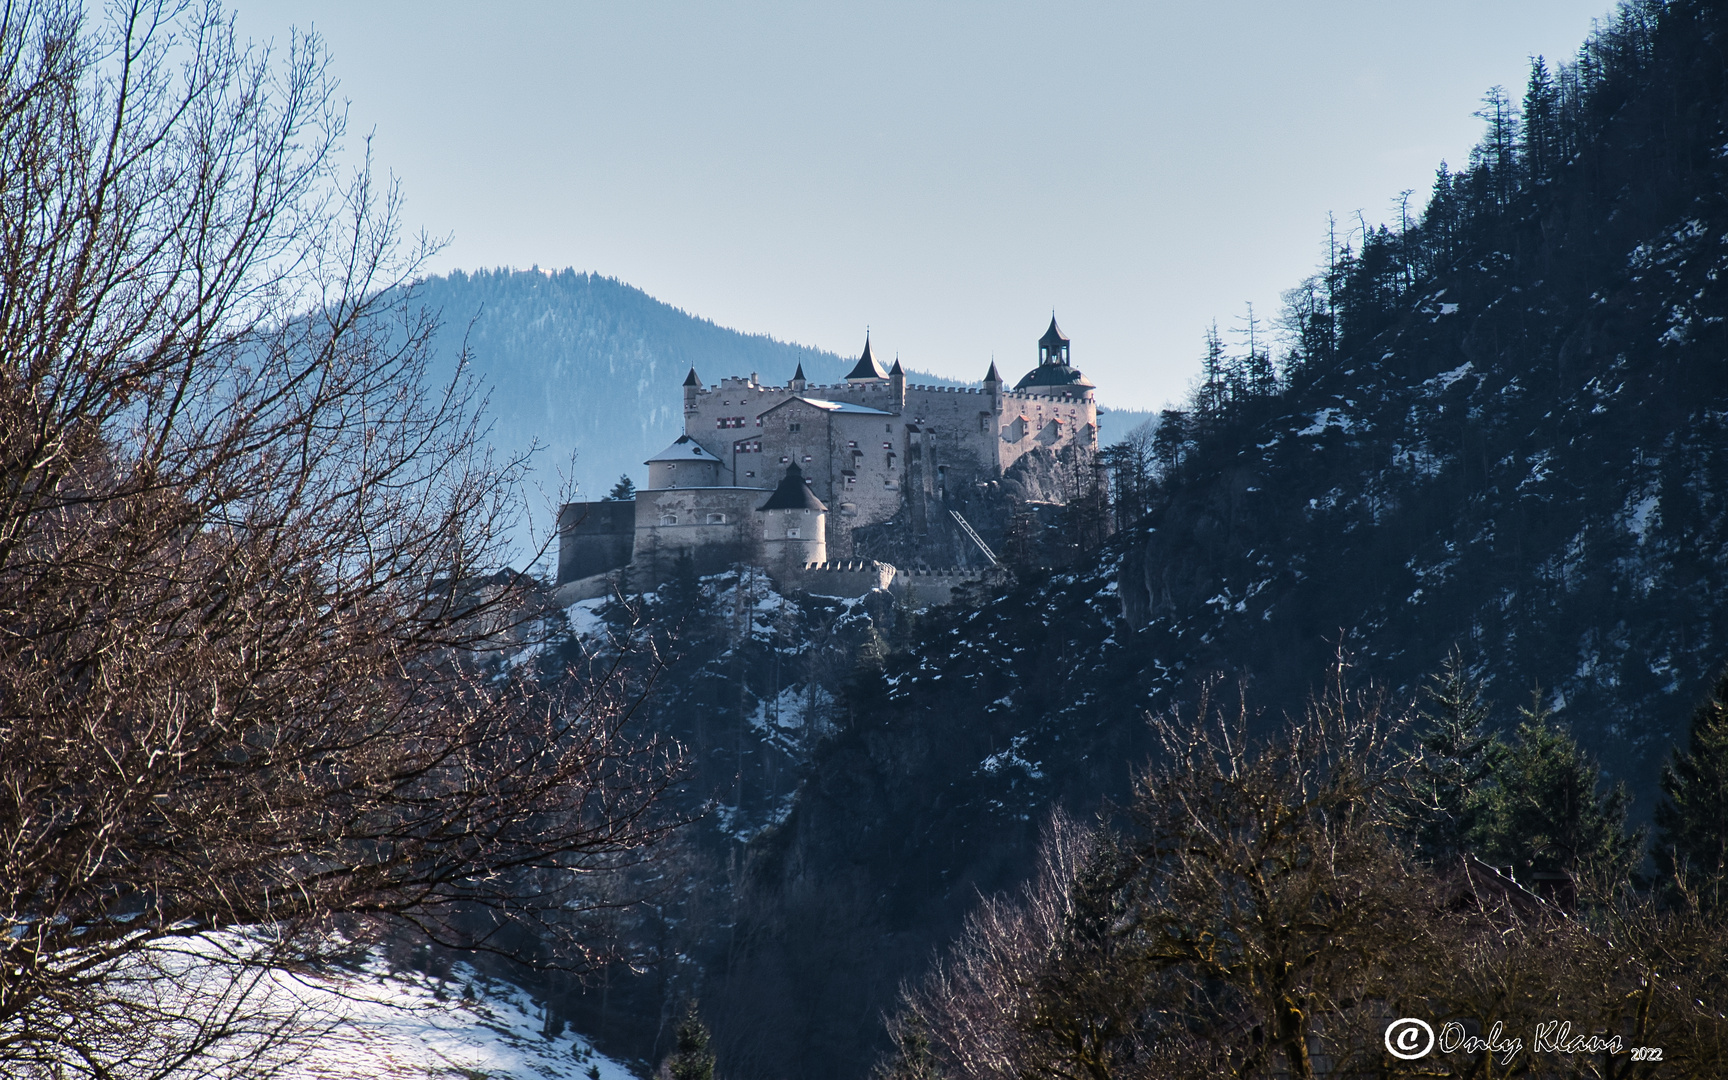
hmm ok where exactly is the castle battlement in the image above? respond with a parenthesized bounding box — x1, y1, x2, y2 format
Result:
(560, 316, 1098, 604)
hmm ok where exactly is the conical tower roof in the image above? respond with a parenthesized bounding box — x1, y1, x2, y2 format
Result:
(1039, 315, 1069, 354)
(757, 463, 828, 511)
(683, 367, 702, 387)
(984, 359, 1003, 383)
(645, 434, 720, 464)
(792, 361, 807, 382)
(845, 334, 889, 381)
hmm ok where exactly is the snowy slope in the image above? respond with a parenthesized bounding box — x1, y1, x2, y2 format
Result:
(142, 934, 641, 1080)
(267, 956, 636, 1080)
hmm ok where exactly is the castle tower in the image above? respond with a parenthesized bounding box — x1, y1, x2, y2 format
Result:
(790, 361, 807, 393)
(683, 367, 702, 412)
(1038, 315, 1070, 366)
(757, 463, 828, 569)
(1014, 316, 1095, 397)
(888, 356, 905, 410)
(646, 435, 722, 489)
(845, 334, 888, 383)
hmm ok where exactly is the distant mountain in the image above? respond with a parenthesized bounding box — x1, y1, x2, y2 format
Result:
(408, 269, 873, 512)
(405, 268, 1151, 561)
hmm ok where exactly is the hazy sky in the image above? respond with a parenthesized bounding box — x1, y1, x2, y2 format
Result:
(235, 1, 1612, 411)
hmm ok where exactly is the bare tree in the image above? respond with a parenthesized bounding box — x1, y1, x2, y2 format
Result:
(885, 809, 1092, 1080)
(0, 2, 679, 1075)
(882, 661, 1728, 1079)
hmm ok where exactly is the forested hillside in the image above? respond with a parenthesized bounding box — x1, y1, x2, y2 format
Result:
(680, 2, 1728, 1075)
(408, 269, 858, 516)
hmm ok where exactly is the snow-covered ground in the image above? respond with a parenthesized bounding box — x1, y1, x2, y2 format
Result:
(266, 955, 635, 1080)
(144, 934, 639, 1080)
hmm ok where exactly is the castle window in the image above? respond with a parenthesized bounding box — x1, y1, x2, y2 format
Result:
(847, 440, 857, 448)
(786, 528, 800, 538)
(802, 454, 812, 463)
(886, 453, 896, 469)
(779, 456, 790, 463)
(789, 423, 801, 433)
(706, 513, 726, 524)
(882, 441, 892, 450)
(840, 502, 857, 515)
(744, 470, 755, 478)
(845, 475, 856, 485)
(660, 514, 677, 526)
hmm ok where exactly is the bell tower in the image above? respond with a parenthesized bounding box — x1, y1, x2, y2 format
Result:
(1038, 315, 1070, 367)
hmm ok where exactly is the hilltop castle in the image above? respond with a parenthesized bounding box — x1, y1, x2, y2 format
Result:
(558, 317, 1098, 603)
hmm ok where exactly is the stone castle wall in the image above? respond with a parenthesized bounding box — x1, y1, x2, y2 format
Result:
(682, 376, 1094, 559)
(558, 343, 1097, 605)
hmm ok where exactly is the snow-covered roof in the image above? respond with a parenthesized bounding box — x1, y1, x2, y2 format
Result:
(762, 396, 893, 417)
(645, 435, 720, 464)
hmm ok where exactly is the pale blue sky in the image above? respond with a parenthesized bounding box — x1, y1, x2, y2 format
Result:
(235, 1, 1612, 410)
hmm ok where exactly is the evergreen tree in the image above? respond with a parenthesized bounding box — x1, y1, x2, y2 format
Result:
(1472, 85, 1520, 208)
(1654, 667, 1728, 895)
(606, 474, 637, 500)
(1193, 323, 1228, 422)
(662, 1001, 717, 1080)
(1002, 509, 1041, 569)
(1102, 423, 1156, 530)
(1522, 55, 1559, 184)
(1468, 690, 1641, 882)
(1405, 651, 1497, 861)
(1150, 409, 1190, 476)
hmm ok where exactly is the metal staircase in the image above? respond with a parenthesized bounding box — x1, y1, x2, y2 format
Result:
(949, 509, 999, 567)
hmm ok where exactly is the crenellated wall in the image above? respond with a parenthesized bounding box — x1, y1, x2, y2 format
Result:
(561, 342, 1098, 603)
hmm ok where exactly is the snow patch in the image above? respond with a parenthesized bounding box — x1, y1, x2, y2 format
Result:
(1296, 408, 1353, 437)
(1424, 361, 1473, 393)
(1624, 493, 1660, 544)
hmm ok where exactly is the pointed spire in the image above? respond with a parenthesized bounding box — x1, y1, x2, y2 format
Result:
(984, 358, 1002, 384)
(683, 367, 702, 387)
(792, 362, 806, 381)
(844, 332, 889, 381)
(889, 356, 904, 376)
(1038, 315, 1071, 367)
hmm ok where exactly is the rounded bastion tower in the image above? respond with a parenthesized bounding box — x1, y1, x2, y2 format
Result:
(757, 463, 827, 569)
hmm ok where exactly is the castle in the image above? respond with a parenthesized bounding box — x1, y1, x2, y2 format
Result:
(557, 317, 1098, 604)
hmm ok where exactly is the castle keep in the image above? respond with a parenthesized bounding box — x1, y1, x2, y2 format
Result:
(558, 317, 1097, 603)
